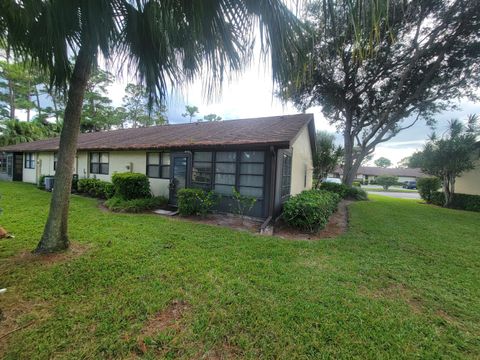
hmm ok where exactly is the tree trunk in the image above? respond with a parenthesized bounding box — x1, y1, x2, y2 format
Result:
(342, 127, 356, 185)
(34, 46, 93, 254)
(35, 85, 42, 120)
(6, 48, 15, 120)
(443, 175, 451, 207)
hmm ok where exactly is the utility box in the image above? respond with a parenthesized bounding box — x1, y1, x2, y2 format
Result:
(44, 176, 55, 191)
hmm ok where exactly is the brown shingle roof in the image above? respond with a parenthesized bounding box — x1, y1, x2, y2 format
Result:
(0, 114, 314, 152)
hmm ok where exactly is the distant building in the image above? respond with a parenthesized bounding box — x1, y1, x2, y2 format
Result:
(331, 166, 424, 184)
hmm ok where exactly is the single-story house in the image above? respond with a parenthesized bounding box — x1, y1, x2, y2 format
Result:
(0, 114, 316, 219)
(330, 166, 424, 183)
(456, 142, 480, 195)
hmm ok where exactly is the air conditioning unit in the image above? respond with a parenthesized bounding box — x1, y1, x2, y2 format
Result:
(44, 177, 55, 192)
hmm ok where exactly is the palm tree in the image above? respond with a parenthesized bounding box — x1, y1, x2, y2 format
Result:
(0, 0, 303, 253)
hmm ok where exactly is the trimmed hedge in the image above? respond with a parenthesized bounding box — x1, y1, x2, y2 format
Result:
(111, 172, 151, 200)
(177, 188, 219, 216)
(78, 178, 115, 199)
(430, 192, 480, 212)
(417, 177, 441, 203)
(105, 196, 168, 213)
(319, 182, 368, 201)
(283, 189, 341, 232)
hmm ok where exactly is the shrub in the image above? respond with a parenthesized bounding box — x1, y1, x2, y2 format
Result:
(319, 182, 368, 200)
(282, 189, 341, 232)
(344, 186, 368, 201)
(37, 174, 48, 189)
(352, 181, 361, 187)
(417, 177, 441, 203)
(430, 192, 480, 212)
(105, 196, 168, 213)
(376, 175, 399, 190)
(177, 188, 219, 216)
(111, 172, 151, 200)
(78, 178, 115, 199)
(320, 182, 347, 198)
(231, 188, 257, 217)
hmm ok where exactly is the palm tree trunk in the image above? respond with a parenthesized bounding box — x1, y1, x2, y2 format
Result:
(35, 46, 93, 254)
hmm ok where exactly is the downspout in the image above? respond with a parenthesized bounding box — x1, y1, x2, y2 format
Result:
(261, 146, 277, 235)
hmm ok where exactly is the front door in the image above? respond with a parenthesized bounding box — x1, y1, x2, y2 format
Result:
(169, 153, 191, 205)
(12, 153, 23, 181)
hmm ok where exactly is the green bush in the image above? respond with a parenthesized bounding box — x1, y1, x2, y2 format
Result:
(111, 172, 151, 200)
(376, 175, 399, 190)
(430, 192, 480, 212)
(78, 178, 114, 199)
(319, 182, 368, 200)
(417, 177, 441, 203)
(105, 196, 168, 213)
(352, 181, 361, 187)
(282, 189, 341, 232)
(177, 188, 219, 216)
(345, 186, 368, 201)
(37, 174, 48, 189)
(320, 182, 348, 197)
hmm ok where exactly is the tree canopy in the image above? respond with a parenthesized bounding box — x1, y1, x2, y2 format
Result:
(313, 131, 343, 188)
(374, 157, 392, 168)
(278, 0, 480, 185)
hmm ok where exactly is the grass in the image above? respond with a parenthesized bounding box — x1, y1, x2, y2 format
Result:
(0, 181, 479, 359)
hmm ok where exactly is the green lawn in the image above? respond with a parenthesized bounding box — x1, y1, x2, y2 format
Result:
(0, 181, 479, 359)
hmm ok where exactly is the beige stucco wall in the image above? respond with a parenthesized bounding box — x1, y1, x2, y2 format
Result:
(23, 150, 170, 197)
(78, 150, 169, 197)
(38, 152, 56, 177)
(456, 159, 480, 195)
(290, 126, 313, 195)
(22, 153, 36, 184)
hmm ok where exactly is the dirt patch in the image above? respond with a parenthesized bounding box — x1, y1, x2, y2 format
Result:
(135, 300, 190, 355)
(10, 242, 90, 267)
(359, 283, 424, 314)
(0, 296, 51, 357)
(274, 200, 351, 240)
(201, 343, 243, 360)
(174, 213, 263, 234)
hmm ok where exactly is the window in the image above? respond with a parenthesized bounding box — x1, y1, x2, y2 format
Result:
(90, 152, 109, 175)
(0, 153, 6, 173)
(192, 152, 212, 190)
(53, 153, 58, 171)
(146, 152, 170, 179)
(214, 151, 237, 195)
(24, 153, 35, 169)
(281, 153, 292, 198)
(238, 151, 264, 198)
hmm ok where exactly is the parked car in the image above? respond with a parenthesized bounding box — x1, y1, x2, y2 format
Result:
(323, 177, 342, 184)
(403, 180, 417, 189)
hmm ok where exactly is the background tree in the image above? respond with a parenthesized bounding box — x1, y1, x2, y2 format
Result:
(0, 0, 302, 253)
(376, 175, 399, 191)
(397, 157, 412, 169)
(278, 0, 480, 185)
(313, 131, 343, 188)
(81, 68, 116, 132)
(374, 157, 392, 168)
(122, 83, 168, 128)
(182, 105, 199, 123)
(202, 113, 222, 122)
(409, 116, 479, 207)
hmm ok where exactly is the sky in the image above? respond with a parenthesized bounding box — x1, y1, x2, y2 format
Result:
(106, 60, 480, 167)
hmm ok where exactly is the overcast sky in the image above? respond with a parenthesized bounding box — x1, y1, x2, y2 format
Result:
(106, 59, 480, 167)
